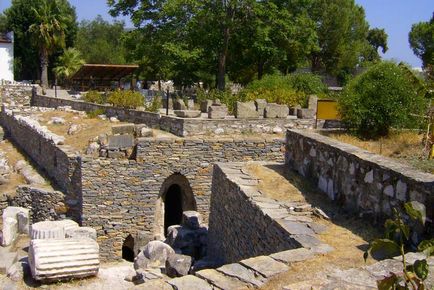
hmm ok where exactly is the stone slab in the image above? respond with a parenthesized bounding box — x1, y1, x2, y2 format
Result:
(270, 248, 315, 264)
(277, 220, 316, 236)
(208, 105, 228, 119)
(297, 108, 315, 119)
(174, 110, 201, 118)
(240, 255, 289, 278)
(235, 101, 259, 119)
(108, 134, 134, 149)
(111, 124, 135, 135)
(265, 103, 289, 118)
(167, 275, 213, 290)
(196, 268, 249, 289)
(217, 263, 265, 287)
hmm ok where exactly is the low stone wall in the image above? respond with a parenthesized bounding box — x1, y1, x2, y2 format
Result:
(31, 94, 161, 128)
(81, 136, 285, 260)
(285, 129, 434, 230)
(0, 84, 33, 107)
(0, 109, 82, 222)
(160, 115, 315, 136)
(9, 185, 66, 223)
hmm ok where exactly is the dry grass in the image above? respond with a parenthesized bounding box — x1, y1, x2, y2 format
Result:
(243, 163, 382, 289)
(0, 140, 28, 194)
(323, 131, 434, 174)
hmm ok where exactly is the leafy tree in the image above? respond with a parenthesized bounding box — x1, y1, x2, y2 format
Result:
(365, 28, 388, 62)
(0, 13, 7, 32)
(338, 61, 428, 139)
(409, 13, 434, 80)
(53, 47, 84, 85)
(75, 16, 127, 64)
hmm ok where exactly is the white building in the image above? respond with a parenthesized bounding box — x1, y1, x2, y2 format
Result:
(0, 32, 14, 82)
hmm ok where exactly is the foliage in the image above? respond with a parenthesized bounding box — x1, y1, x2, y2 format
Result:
(107, 90, 144, 109)
(0, 13, 7, 32)
(86, 108, 106, 118)
(364, 28, 388, 62)
(287, 73, 329, 96)
(4, 0, 77, 81)
(338, 61, 428, 139)
(409, 13, 434, 80)
(75, 15, 127, 64)
(364, 201, 433, 289)
(196, 88, 239, 114)
(53, 48, 84, 82)
(83, 90, 106, 104)
(144, 96, 162, 113)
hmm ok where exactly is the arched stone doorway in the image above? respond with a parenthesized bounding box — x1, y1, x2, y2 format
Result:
(122, 234, 135, 262)
(154, 173, 196, 239)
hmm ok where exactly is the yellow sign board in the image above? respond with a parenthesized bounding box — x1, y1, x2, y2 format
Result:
(317, 100, 340, 120)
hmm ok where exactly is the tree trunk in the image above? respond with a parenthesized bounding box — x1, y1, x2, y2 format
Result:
(217, 26, 230, 91)
(40, 49, 49, 88)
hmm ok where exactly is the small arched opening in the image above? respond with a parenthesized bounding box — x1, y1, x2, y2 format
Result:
(122, 234, 135, 262)
(154, 173, 196, 239)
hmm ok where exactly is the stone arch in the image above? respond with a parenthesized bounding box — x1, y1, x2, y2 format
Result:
(122, 234, 135, 262)
(154, 173, 196, 239)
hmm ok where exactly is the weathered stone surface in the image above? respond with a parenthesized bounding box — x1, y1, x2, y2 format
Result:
(208, 104, 228, 119)
(182, 211, 202, 230)
(200, 100, 213, 113)
(173, 99, 186, 110)
(108, 134, 134, 149)
(0, 248, 18, 275)
(174, 110, 201, 118)
(30, 221, 64, 240)
(112, 124, 135, 135)
(217, 263, 265, 287)
(139, 127, 153, 137)
(196, 268, 249, 289)
(7, 261, 24, 282)
(297, 108, 315, 119)
(2, 206, 30, 235)
(134, 241, 175, 270)
(65, 227, 97, 241)
(2, 218, 18, 246)
(277, 220, 316, 236)
(255, 99, 267, 117)
(165, 253, 193, 277)
(270, 248, 315, 264)
(167, 275, 213, 290)
(240, 255, 289, 278)
(235, 101, 259, 119)
(265, 103, 289, 118)
(28, 238, 100, 281)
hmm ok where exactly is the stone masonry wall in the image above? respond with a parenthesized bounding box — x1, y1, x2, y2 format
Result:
(0, 109, 82, 222)
(81, 136, 285, 261)
(0, 84, 33, 107)
(207, 163, 300, 264)
(31, 94, 161, 128)
(285, 129, 434, 231)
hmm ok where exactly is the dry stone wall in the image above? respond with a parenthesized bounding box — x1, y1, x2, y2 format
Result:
(285, 129, 434, 231)
(81, 136, 285, 260)
(0, 84, 33, 107)
(0, 109, 82, 222)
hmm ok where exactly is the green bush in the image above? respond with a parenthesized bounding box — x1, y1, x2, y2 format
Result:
(107, 90, 144, 109)
(83, 90, 105, 104)
(338, 61, 428, 139)
(287, 73, 329, 96)
(87, 108, 106, 118)
(144, 96, 162, 113)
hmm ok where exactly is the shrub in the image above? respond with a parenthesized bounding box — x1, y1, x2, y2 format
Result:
(87, 108, 105, 118)
(287, 73, 329, 96)
(144, 96, 162, 113)
(83, 90, 105, 104)
(107, 90, 144, 109)
(339, 61, 428, 139)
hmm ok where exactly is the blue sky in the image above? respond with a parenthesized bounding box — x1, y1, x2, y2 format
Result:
(1, 0, 433, 67)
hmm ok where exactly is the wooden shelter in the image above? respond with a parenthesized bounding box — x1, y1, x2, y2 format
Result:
(71, 64, 139, 91)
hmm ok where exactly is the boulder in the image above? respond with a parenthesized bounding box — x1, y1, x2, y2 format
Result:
(235, 101, 258, 119)
(174, 110, 201, 118)
(265, 103, 289, 118)
(200, 100, 213, 113)
(208, 105, 228, 119)
(255, 99, 267, 117)
(173, 99, 186, 110)
(166, 253, 193, 277)
(182, 211, 202, 230)
(134, 241, 175, 270)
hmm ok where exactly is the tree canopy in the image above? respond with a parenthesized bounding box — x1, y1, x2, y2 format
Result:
(75, 15, 128, 64)
(409, 13, 434, 80)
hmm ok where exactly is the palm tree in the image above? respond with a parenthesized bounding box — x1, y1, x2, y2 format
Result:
(53, 48, 84, 87)
(28, 0, 70, 88)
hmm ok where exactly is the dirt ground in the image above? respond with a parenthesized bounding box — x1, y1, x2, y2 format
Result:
(322, 131, 434, 174)
(244, 163, 382, 290)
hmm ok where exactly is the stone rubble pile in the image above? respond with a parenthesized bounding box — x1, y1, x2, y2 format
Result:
(0, 151, 11, 185)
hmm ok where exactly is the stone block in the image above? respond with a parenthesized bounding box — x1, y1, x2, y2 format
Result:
(255, 99, 267, 117)
(17, 212, 29, 235)
(31, 221, 65, 240)
(297, 108, 315, 119)
(200, 100, 213, 113)
(265, 103, 289, 118)
(235, 101, 259, 119)
(187, 99, 195, 110)
(165, 253, 193, 277)
(217, 263, 265, 287)
(2, 206, 30, 235)
(240, 255, 288, 278)
(173, 99, 186, 110)
(108, 134, 134, 149)
(65, 227, 97, 241)
(112, 124, 135, 135)
(28, 238, 99, 281)
(182, 211, 202, 230)
(107, 150, 126, 159)
(196, 269, 249, 289)
(167, 275, 213, 290)
(208, 105, 228, 119)
(270, 248, 315, 264)
(308, 95, 318, 112)
(1, 218, 18, 246)
(174, 110, 201, 118)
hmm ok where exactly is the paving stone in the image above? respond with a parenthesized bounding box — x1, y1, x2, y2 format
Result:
(270, 248, 315, 264)
(240, 255, 289, 278)
(217, 263, 265, 287)
(310, 243, 335, 254)
(196, 268, 249, 289)
(364, 258, 403, 278)
(277, 220, 316, 236)
(167, 275, 213, 290)
(291, 234, 322, 248)
(328, 268, 377, 288)
(307, 222, 328, 234)
(140, 279, 173, 290)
